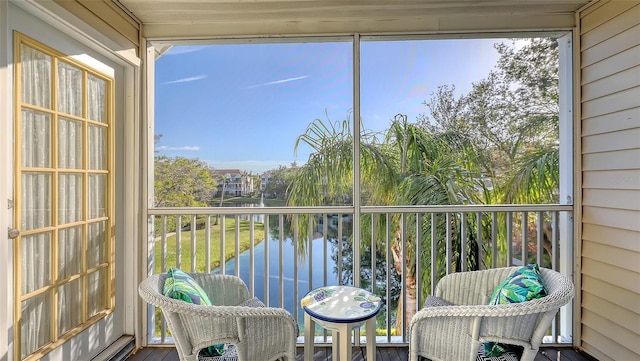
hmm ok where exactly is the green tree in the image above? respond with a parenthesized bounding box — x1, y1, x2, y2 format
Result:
(418, 38, 562, 274)
(420, 38, 559, 181)
(154, 156, 217, 207)
(264, 165, 299, 199)
(494, 38, 561, 204)
(153, 156, 217, 236)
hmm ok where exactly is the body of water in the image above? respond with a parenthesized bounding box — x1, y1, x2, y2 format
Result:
(214, 235, 341, 325)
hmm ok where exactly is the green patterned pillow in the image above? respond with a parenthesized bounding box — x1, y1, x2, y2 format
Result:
(484, 264, 548, 356)
(163, 268, 225, 357)
(163, 267, 212, 305)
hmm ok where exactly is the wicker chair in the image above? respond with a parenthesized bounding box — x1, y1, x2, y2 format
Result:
(138, 273, 298, 361)
(408, 267, 574, 361)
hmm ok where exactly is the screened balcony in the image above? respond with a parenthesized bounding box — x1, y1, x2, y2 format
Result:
(4, 1, 640, 361)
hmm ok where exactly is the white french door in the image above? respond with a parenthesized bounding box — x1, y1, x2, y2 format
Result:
(14, 32, 114, 361)
(2, 3, 130, 360)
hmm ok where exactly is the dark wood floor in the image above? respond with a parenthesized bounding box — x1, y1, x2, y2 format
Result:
(126, 345, 597, 361)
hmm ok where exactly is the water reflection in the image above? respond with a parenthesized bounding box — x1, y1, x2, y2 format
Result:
(214, 235, 340, 326)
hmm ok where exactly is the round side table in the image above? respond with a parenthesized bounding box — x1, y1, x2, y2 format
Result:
(302, 285, 382, 361)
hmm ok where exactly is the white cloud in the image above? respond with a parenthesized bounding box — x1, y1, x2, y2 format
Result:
(165, 46, 207, 56)
(246, 75, 310, 89)
(157, 146, 200, 151)
(164, 75, 207, 84)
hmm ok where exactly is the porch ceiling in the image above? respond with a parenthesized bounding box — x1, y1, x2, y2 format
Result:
(114, 0, 594, 39)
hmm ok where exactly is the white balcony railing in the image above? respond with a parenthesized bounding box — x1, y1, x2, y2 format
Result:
(145, 204, 574, 346)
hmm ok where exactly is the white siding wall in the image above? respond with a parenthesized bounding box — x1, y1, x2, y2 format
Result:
(579, 1, 640, 360)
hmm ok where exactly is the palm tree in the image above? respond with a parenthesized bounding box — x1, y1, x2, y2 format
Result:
(288, 113, 485, 333)
(286, 39, 562, 333)
(383, 115, 485, 332)
(287, 113, 397, 253)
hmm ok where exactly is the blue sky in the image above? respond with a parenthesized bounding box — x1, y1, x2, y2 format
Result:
(154, 38, 505, 174)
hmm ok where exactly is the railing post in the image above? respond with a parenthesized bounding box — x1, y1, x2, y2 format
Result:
(279, 214, 285, 308)
(220, 215, 225, 274)
(446, 212, 452, 274)
(461, 212, 467, 272)
(506, 212, 512, 267)
(431, 213, 437, 295)
(176, 215, 182, 269)
(235, 215, 240, 276)
(493, 212, 499, 268)
(536, 211, 544, 266)
(476, 212, 483, 270)
(521, 211, 528, 265)
(191, 215, 197, 272)
(415, 213, 421, 311)
(205, 216, 211, 273)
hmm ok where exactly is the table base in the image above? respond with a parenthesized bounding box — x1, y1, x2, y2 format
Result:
(304, 312, 376, 361)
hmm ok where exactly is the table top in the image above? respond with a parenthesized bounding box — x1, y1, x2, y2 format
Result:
(301, 285, 383, 324)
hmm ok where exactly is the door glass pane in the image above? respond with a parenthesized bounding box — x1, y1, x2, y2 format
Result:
(88, 125, 106, 170)
(88, 74, 106, 123)
(21, 293, 52, 359)
(21, 233, 52, 294)
(58, 279, 83, 335)
(58, 226, 83, 279)
(58, 117, 83, 169)
(57, 61, 82, 116)
(21, 173, 51, 231)
(21, 44, 51, 108)
(58, 173, 83, 224)
(88, 174, 105, 219)
(21, 109, 51, 168)
(88, 222, 106, 268)
(87, 269, 106, 317)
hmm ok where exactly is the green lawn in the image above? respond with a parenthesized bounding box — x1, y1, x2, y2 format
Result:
(153, 217, 265, 274)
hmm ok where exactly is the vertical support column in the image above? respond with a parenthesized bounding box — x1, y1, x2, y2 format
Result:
(352, 34, 362, 347)
(143, 42, 155, 346)
(558, 32, 574, 342)
(0, 1, 12, 358)
(352, 34, 361, 289)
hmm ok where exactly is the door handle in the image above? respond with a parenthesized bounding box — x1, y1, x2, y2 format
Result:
(8, 227, 19, 239)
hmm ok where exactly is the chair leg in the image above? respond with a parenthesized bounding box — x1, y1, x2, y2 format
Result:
(520, 348, 538, 361)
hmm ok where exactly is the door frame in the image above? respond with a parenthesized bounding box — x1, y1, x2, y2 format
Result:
(0, 2, 14, 361)
(1, 1, 142, 360)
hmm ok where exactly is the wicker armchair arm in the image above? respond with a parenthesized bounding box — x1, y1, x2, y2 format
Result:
(411, 299, 558, 322)
(184, 304, 297, 319)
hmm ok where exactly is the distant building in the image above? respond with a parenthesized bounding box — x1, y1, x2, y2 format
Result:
(212, 169, 254, 196)
(260, 171, 271, 195)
